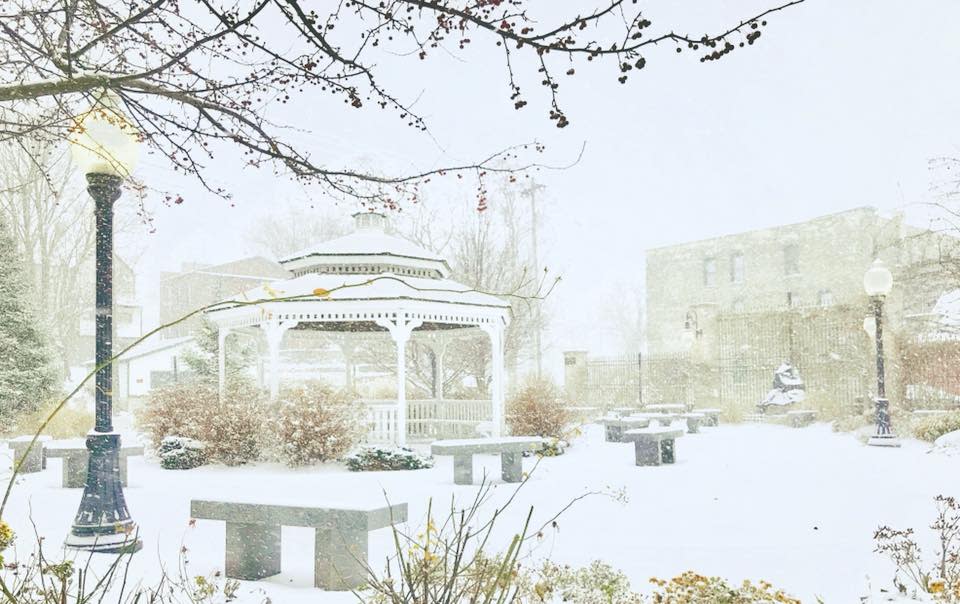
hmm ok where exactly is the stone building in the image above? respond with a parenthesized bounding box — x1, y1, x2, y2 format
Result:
(645, 207, 960, 415)
(159, 257, 290, 338)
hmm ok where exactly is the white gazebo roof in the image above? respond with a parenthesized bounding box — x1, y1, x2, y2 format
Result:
(280, 212, 451, 279)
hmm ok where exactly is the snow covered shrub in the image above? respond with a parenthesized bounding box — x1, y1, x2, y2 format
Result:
(913, 412, 960, 442)
(345, 446, 434, 472)
(138, 382, 264, 466)
(648, 571, 801, 603)
(272, 383, 365, 466)
(522, 560, 642, 603)
(506, 378, 576, 443)
(875, 495, 960, 601)
(158, 436, 207, 470)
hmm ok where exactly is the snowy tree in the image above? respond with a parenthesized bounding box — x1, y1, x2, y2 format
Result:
(0, 219, 58, 427)
(181, 318, 257, 387)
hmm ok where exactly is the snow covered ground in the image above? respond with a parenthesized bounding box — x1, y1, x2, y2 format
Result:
(1, 422, 955, 602)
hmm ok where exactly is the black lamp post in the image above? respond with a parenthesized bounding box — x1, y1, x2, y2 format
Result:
(66, 94, 142, 552)
(863, 259, 901, 448)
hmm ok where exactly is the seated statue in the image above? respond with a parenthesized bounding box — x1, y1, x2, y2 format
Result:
(758, 362, 806, 413)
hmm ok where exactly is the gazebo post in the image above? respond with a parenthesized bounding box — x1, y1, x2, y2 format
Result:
(377, 316, 423, 446)
(217, 326, 231, 401)
(482, 323, 506, 437)
(424, 334, 449, 401)
(262, 319, 298, 401)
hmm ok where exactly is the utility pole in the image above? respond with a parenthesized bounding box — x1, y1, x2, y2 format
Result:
(521, 179, 546, 378)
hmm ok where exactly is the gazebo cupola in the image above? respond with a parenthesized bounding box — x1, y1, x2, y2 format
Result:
(281, 212, 450, 280)
(205, 210, 511, 446)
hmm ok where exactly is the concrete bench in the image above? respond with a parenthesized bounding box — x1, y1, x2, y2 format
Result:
(431, 437, 545, 485)
(681, 412, 705, 434)
(693, 408, 721, 427)
(6, 436, 51, 473)
(628, 412, 680, 427)
(45, 440, 144, 488)
(623, 427, 684, 466)
(599, 416, 651, 442)
(787, 410, 817, 428)
(642, 403, 687, 414)
(191, 499, 407, 590)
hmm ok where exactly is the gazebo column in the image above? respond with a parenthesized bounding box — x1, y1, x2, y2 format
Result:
(481, 323, 506, 437)
(217, 326, 232, 401)
(376, 316, 423, 446)
(262, 319, 298, 401)
(423, 334, 450, 400)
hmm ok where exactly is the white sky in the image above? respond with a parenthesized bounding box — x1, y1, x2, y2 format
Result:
(123, 0, 960, 375)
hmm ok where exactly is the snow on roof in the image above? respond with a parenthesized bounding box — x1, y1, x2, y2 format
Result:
(933, 289, 960, 326)
(281, 230, 444, 264)
(216, 272, 510, 310)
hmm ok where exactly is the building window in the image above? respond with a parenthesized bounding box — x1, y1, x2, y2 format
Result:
(784, 244, 800, 275)
(703, 257, 717, 287)
(732, 298, 745, 313)
(818, 289, 834, 306)
(731, 252, 745, 283)
(786, 291, 797, 307)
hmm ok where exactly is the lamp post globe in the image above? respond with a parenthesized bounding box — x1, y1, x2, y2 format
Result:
(863, 259, 900, 448)
(65, 92, 143, 552)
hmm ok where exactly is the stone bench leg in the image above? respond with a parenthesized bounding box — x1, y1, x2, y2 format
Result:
(501, 452, 523, 483)
(61, 452, 129, 488)
(225, 522, 281, 581)
(453, 454, 473, 485)
(315, 527, 368, 590)
(605, 425, 622, 442)
(686, 419, 700, 434)
(660, 439, 676, 464)
(10, 443, 43, 474)
(633, 438, 661, 466)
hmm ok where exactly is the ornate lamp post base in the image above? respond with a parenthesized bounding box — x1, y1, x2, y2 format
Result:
(867, 397, 901, 448)
(65, 432, 142, 553)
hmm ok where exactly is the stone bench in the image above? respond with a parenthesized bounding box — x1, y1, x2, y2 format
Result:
(45, 441, 144, 488)
(628, 412, 680, 427)
(599, 416, 651, 442)
(623, 427, 684, 466)
(191, 499, 407, 590)
(681, 412, 705, 434)
(787, 410, 817, 428)
(6, 436, 51, 473)
(431, 437, 545, 485)
(693, 408, 721, 427)
(641, 403, 688, 414)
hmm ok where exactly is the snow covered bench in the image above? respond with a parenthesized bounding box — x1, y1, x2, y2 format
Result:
(6, 435, 51, 473)
(693, 408, 721, 427)
(431, 437, 545, 485)
(623, 427, 685, 466)
(642, 403, 688, 414)
(629, 412, 680, 427)
(681, 412, 705, 434)
(599, 416, 651, 442)
(45, 440, 144, 488)
(787, 410, 817, 428)
(191, 499, 407, 590)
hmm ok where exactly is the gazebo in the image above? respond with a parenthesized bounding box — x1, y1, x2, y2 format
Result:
(204, 212, 511, 445)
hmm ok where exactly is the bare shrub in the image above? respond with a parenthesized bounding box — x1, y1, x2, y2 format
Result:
(137, 382, 264, 466)
(506, 378, 576, 441)
(875, 495, 960, 600)
(272, 383, 365, 466)
(913, 412, 960, 442)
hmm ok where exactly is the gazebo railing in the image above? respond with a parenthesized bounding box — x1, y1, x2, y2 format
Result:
(363, 399, 491, 443)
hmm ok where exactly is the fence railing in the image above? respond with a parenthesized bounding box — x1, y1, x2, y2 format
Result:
(363, 399, 491, 443)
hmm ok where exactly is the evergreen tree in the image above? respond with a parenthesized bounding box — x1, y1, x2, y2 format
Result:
(0, 219, 57, 428)
(181, 318, 256, 386)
